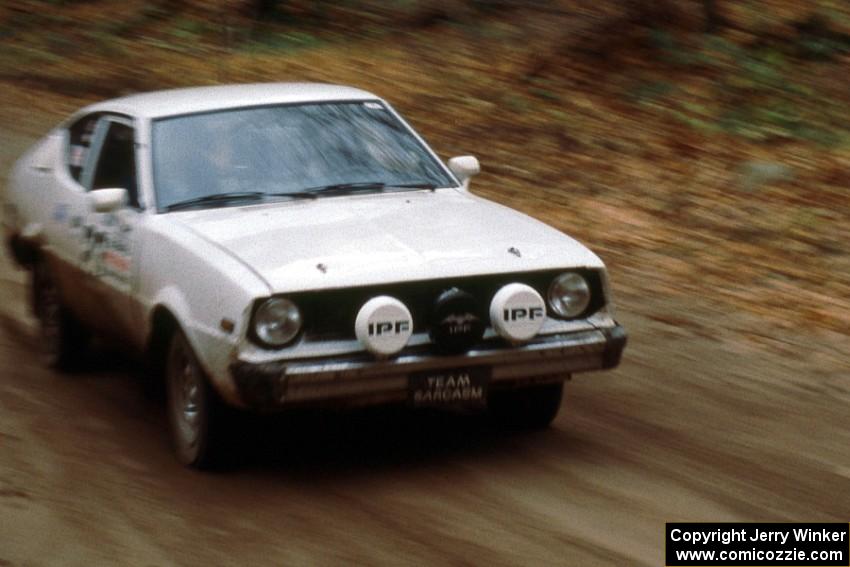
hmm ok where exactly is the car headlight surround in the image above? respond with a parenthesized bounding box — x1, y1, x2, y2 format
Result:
(547, 272, 591, 319)
(253, 297, 302, 347)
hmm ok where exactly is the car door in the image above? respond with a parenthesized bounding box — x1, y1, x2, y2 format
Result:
(83, 116, 145, 344)
(46, 112, 105, 324)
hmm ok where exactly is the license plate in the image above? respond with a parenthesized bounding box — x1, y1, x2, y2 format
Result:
(409, 366, 490, 408)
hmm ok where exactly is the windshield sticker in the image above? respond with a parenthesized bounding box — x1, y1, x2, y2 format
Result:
(70, 145, 87, 167)
(363, 102, 384, 110)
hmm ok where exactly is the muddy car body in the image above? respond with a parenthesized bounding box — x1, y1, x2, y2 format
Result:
(3, 83, 626, 467)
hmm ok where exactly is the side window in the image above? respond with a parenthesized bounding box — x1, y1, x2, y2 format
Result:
(67, 114, 100, 182)
(91, 122, 139, 208)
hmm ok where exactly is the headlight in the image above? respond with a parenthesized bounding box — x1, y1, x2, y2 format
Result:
(253, 297, 302, 347)
(547, 272, 591, 318)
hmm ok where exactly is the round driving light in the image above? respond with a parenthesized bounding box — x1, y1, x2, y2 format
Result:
(430, 287, 485, 354)
(489, 283, 546, 343)
(254, 297, 302, 346)
(548, 272, 590, 318)
(355, 296, 413, 357)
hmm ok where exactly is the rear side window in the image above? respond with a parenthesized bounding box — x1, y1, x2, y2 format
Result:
(67, 114, 100, 182)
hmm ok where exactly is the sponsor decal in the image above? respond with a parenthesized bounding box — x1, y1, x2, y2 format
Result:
(441, 313, 478, 335)
(101, 249, 130, 274)
(52, 203, 69, 223)
(80, 220, 132, 285)
(368, 320, 410, 336)
(502, 306, 545, 322)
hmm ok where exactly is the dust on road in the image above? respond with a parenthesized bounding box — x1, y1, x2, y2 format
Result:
(0, 123, 848, 567)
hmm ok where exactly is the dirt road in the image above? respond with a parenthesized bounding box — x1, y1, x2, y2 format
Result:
(1, 123, 848, 566)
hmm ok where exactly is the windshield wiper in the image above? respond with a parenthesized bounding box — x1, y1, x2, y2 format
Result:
(164, 191, 265, 212)
(264, 191, 318, 200)
(302, 181, 388, 197)
(300, 181, 439, 198)
(388, 181, 438, 190)
(165, 181, 442, 211)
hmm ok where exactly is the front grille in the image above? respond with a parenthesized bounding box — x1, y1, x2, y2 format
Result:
(288, 268, 605, 342)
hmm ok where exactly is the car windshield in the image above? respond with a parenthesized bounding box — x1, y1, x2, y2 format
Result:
(152, 101, 457, 211)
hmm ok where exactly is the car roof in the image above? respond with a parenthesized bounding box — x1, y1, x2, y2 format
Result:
(80, 82, 379, 120)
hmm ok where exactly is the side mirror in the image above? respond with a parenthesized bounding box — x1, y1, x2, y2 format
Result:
(447, 155, 480, 191)
(89, 188, 128, 213)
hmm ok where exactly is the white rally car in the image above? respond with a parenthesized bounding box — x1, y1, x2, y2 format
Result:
(4, 83, 626, 468)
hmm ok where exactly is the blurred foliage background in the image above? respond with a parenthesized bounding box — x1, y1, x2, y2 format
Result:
(0, 0, 848, 359)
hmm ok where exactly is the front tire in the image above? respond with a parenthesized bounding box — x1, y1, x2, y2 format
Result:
(33, 259, 89, 370)
(165, 329, 228, 469)
(488, 382, 564, 430)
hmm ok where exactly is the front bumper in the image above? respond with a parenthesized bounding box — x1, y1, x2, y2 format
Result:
(230, 324, 627, 410)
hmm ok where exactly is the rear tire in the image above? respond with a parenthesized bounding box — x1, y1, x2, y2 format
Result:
(165, 329, 229, 469)
(33, 259, 89, 371)
(488, 382, 564, 430)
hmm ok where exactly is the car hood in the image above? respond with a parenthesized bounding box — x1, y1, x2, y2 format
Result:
(171, 190, 604, 293)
